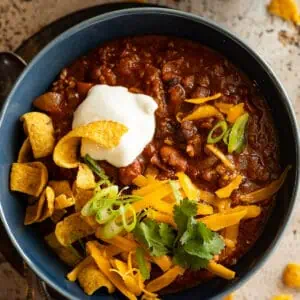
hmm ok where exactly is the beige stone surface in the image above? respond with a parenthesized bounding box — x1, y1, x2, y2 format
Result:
(0, 0, 299, 299)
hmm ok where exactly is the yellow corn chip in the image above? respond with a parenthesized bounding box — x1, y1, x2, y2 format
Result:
(48, 180, 73, 198)
(24, 186, 55, 225)
(45, 232, 81, 266)
(78, 262, 115, 295)
(54, 194, 75, 210)
(82, 215, 98, 229)
(10, 162, 48, 197)
(67, 256, 94, 282)
(17, 138, 33, 163)
(73, 186, 93, 212)
(53, 121, 128, 168)
(21, 112, 55, 159)
(55, 212, 94, 246)
(48, 180, 75, 210)
(51, 209, 67, 223)
(76, 163, 96, 190)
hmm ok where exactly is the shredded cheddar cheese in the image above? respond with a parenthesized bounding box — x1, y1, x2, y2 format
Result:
(227, 103, 245, 123)
(146, 265, 185, 292)
(207, 261, 235, 280)
(206, 144, 235, 171)
(184, 93, 222, 104)
(198, 208, 247, 231)
(215, 175, 243, 198)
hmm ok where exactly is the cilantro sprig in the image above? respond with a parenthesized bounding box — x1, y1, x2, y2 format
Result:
(173, 199, 224, 269)
(133, 198, 225, 270)
(133, 219, 175, 257)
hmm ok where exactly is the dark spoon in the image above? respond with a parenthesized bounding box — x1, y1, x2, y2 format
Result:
(0, 52, 27, 107)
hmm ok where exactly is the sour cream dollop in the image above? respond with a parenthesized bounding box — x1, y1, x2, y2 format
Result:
(72, 85, 157, 167)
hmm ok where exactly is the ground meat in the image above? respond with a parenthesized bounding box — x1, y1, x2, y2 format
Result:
(160, 145, 187, 172)
(143, 65, 166, 115)
(197, 117, 215, 129)
(180, 121, 198, 140)
(201, 168, 219, 182)
(181, 75, 195, 90)
(168, 84, 186, 113)
(150, 153, 169, 171)
(247, 153, 270, 182)
(194, 155, 219, 171)
(117, 54, 140, 76)
(155, 118, 176, 139)
(162, 57, 184, 82)
(118, 160, 143, 185)
(142, 143, 157, 160)
(186, 135, 202, 158)
(190, 86, 210, 98)
(196, 75, 210, 87)
(98, 66, 117, 85)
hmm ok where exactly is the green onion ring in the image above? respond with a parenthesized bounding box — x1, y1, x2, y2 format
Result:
(207, 121, 228, 144)
(223, 128, 231, 145)
(120, 204, 137, 232)
(100, 218, 124, 239)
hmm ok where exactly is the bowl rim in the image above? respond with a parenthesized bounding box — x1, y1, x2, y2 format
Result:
(0, 7, 299, 300)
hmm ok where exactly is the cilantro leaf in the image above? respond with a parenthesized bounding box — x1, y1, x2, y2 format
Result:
(159, 223, 176, 248)
(173, 247, 208, 270)
(173, 198, 197, 238)
(183, 240, 214, 260)
(133, 219, 175, 257)
(180, 217, 198, 245)
(204, 232, 225, 254)
(197, 222, 213, 243)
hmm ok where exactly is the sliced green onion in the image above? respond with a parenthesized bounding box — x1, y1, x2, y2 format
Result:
(81, 199, 94, 216)
(169, 180, 182, 204)
(207, 121, 228, 144)
(94, 179, 112, 193)
(95, 206, 119, 225)
(223, 128, 231, 145)
(81, 185, 118, 216)
(228, 113, 249, 153)
(91, 186, 118, 211)
(84, 154, 108, 180)
(99, 218, 124, 239)
(136, 247, 150, 280)
(120, 204, 137, 232)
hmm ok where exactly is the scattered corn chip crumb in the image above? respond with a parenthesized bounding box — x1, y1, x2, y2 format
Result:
(268, 0, 300, 24)
(283, 263, 300, 288)
(223, 293, 234, 300)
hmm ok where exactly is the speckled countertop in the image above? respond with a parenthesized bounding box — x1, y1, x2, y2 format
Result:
(0, 1, 300, 299)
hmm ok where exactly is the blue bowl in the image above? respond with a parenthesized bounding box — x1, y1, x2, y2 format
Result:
(0, 8, 299, 300)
